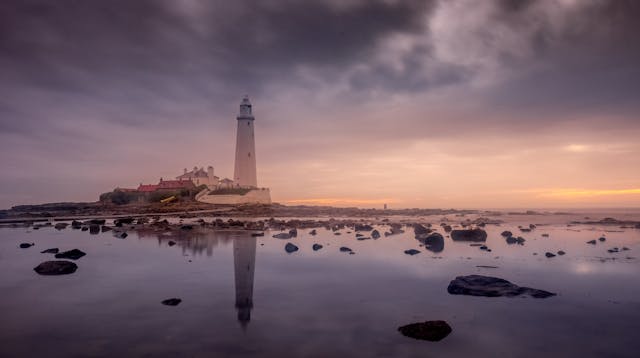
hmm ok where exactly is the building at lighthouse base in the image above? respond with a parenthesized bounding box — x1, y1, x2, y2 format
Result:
(195, 187, 271, 205)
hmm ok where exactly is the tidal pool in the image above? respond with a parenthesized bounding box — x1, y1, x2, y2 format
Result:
(1, 213, 639, 357)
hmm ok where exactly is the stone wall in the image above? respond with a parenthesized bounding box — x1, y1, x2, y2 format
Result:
(196, 188, 271, 205)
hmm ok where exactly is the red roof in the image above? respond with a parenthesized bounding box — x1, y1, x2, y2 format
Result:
(137, 184, 159, 192)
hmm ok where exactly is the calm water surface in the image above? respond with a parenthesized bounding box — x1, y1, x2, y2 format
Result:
(1, 213, 640, 357)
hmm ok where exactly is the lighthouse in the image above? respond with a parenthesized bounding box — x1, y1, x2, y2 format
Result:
(233, 96, 258, 188)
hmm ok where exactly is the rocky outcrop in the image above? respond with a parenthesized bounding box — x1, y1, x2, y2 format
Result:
(398, 321, 452, 341)
(447, 275, 555, 298)
(33, 260, 78, 275)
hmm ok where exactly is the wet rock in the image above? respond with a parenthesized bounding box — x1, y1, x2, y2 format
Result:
(557, 250, 566, 255)
(404, 249, 421, 255)
(480, 245, 489, 251)
(19, 243, 34, 249)
(113, 231, 128, 239)
(54, 223, 68, 230)
(357, 236, 371, 241)
(101, 226, 112, 232)
(451, 229, 487, 242)
(355, 224, 374, 232)
(71, 220, 82, 229)
(339, 247, 352, 253)
(417, 232, 444, 253)
(622, 247, 630, 251)
(447, 275, 556, 298)
(89, 224, 100, 235)
(541, 233, 550, 237)
(545, 252, 556, 258)
(114, 217, 134, 226)
(285, 243, 299, 253)
(55, 249, 86, 260)
(506, 236, 526, 245)
(273, 232, 292, 239)
(161, 298, 181, 306)
(501, 231, 513, 237)
(442, 224, 453, 233)
(599, 237, 606, 242)
(587, 240, 596, 245)
(251, 232, 265, 237)
(168, 240, 176, 247)
(476, 265, 499, 269)
(289, 228, 298, 237)
(398, 320, 452, 342)
(86, 219, 106, 226)
(413, 224, 431, 237)
(180, 225, 193, 230)
(41, 248, 59, 254)
(309, 229, 317, 236)
(33, 260, 78, 275)
(81, 227, 88, 232)
(371, 230, 381, 239)
(312, 243, 323, 251)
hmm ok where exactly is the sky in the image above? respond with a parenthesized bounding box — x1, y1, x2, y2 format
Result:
(1, 0, 639, 209)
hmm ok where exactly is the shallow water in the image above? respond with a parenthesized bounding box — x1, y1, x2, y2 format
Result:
(1, 213, 640, 357)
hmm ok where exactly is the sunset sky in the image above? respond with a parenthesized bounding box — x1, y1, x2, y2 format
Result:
(1, 0, 639, 209)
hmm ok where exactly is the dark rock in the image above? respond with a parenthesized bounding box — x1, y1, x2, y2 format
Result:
(71, 220, 82, 229)
(357, 236, 371, 241)
(273, 232, 292, 239)
(309, 229, 317, 236)
(404, 249, 421, 255)
(557, 250, 566, 255)
(501, 230, 513, 237)
(413, 224, 431, 237)
(339, 247, 352, 253)
(81, 227, 88, 232)
(33, 260, 78, 275)
(89, 224, 100, 235)
(506, 236, 526, 245)
(529, 224, 536, 229)
(447, 275, 556, 298)
(101, 226, 112, 232)
(599, 236, 606, 242)
(86, 219, 106, 226)
(371, 230, 381, 239)
(451, 229, 487, 242)
(180, 225, 193, 230)
(398, 320, 452, 342)
(41, 248, 59, 254)
(355, 224, 374, 232)
(312, 243, 323, 251)
(442, 224, 453, 233)
(541, 233, 550, 237)
(285, 243, 299, 253)
(168, 241, 176, 247)
(587, 240, 596, 245)
(480, 245, 489, 251)
(622, 247, 630, 251)
(417, 232, 444, 253)
(545, 252, 556, 258)
(113, 231, 128, 239)
(19, 243, 34, 249)
(55, 249, 86, 260)
(251, 232, 265, 237)
(114, 217, 134, 226)
(161, 298, 181, 306)
(54, 223, 68, 230)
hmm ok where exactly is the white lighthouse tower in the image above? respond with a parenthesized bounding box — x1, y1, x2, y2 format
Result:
(233, 96, 258, 188)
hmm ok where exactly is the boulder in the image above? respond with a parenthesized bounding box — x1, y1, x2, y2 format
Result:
(161, 298, 181, 306)
(371, 230, 381, 239)
(168, 240, 176, 247)
(417, 232, 444, 253)
(413, 224, 431, 237)
(545, 252, 556, 258)
(447, 275, 555, 298)
(113, 231, 128, 239)
(404, 249, 421, 256)
(54, 223, 68, 230)
(273, 232, 292, 240)
(41, 248, 59, 254)
(312, 243, 323, 251)
(398, 320, 452, 342)
(557, 250, 566, 255)
(19, 243, 34, 249)
(33, 260, 78, 275)
(442, 225, 453, 233)
(55, 249, 86, 260)
(285, 243, 299, 253)
(89, 224, 100, 235)
(451, 229, 487, 242)
(501, 230, 513, 237)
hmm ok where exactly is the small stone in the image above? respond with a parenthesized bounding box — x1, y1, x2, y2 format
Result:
(285, 243, 299, 253)
(55, 249, 86, 260)
(557, 250, 566, 255)
(404, 249, 421, 255)
(41, 248, 59, 254)
(371, 230, 381, 239)
(168, 240, 176, 246)
(599, 237, 606, 242)
(587, 240, 596, 245)
(19, 243, 34, 249)
(398, 321, 452, 342)
(34, 260, 78, 275)
(545, 252, 556, 258)
(309, 229, 317, 236)
(339, 247, 352, 252)
(273, 232, 292, 239)
(312, 243, 323, 251)
(161, 298, 181, 306)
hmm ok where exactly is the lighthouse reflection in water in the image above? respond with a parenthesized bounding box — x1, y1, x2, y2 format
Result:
(233, 235, 256, 327)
